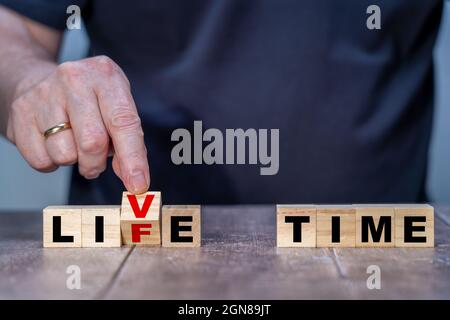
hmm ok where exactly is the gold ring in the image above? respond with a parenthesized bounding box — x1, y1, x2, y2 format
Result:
(44, 122, 72, 138)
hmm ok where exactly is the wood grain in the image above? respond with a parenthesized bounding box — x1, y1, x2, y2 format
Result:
(1, 206, 449, 299)
(105, 205, 348, 299)
(0, 211, 131, 299)
(331, 207, 449, 299)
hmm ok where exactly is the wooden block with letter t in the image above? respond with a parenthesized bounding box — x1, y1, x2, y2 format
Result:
(276, 205, 316, 247)
(394, 204, 434, 248)
(162, 205, 201, 247)
(317, 205, 356, 247)
(120, 191, 161, 246)
(82, 206, 121, 247)
(43, 206, 82, 248)
(356, 205, 395, 247)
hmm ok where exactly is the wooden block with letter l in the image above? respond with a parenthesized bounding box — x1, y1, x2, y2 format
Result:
(276, 205, 316, 247)
(394, 204, 434, 248)
(162, 205, 201, 247)
(120, 191, 161, 246)
(43, 206, 82, 248)
(317, 205, 356, 247)
(82, 206, 121, 247)
(355, 205, 395, 247)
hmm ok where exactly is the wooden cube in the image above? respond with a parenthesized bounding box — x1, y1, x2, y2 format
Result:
(355, 205, 395, 247)
(82, 206, 121, 247)
(394, 204, 434, 247)
(120, 191, 161, 246)
(276, 205, 316, 247)
(43, 206, 82, 248)
(162, 205, 201, 247)
(317, 205, 356, 247)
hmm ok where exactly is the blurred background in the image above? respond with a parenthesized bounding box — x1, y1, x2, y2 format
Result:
(1, 4, 449, 210)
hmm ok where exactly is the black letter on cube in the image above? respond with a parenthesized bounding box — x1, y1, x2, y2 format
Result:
(53, 216, 74, 242)
(171, 216, 193, 243)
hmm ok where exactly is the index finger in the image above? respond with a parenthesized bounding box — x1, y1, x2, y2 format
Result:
(95, 78, 150, 194)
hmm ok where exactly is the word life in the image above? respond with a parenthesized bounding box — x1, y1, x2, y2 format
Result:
(43, 192, 200, 248)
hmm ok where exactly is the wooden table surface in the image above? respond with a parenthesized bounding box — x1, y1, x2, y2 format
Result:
(1, 205, 449, 299)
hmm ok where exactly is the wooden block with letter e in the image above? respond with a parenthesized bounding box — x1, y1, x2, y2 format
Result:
(356, 205, 395, 247)
(276, 205, 316, 247)
(43, 206, 82, 248)
(162, 205, 201, 247)
(394, 204, 434, 248)
(317, 205, 356, 247)
(120, 191, 161, 246)
(82, 206, 121, 247)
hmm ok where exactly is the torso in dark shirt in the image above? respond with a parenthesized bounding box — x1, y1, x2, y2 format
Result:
(2, 0, 443, 204)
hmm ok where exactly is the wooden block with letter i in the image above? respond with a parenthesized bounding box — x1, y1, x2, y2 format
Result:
(276, 205, 316, 247)
(317, 205, 356, 247)
(43, 206, 82, 248)
(120, 191, 161, 246)
(82, 206, 121, 247)
(356, 205, 394, 247)
(162, 205, 201, 247)
(395, 204, 434, 248)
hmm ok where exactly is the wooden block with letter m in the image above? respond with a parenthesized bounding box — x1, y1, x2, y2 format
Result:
(355, 205, 395, 247)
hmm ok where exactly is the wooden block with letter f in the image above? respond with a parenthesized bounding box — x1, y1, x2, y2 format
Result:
(162, 205, 201, 247)
(120, 191, 161, 246)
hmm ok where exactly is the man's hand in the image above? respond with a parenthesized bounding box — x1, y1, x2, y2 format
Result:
(6, 55, 150, 193)
(0, 7, 149, 193)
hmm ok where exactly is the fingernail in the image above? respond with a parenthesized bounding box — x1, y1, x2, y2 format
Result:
(85, 173, 100, 180)
(130, 170, 148, 193)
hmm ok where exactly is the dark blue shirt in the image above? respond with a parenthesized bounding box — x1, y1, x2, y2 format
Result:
(1, 0, 443, 204)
